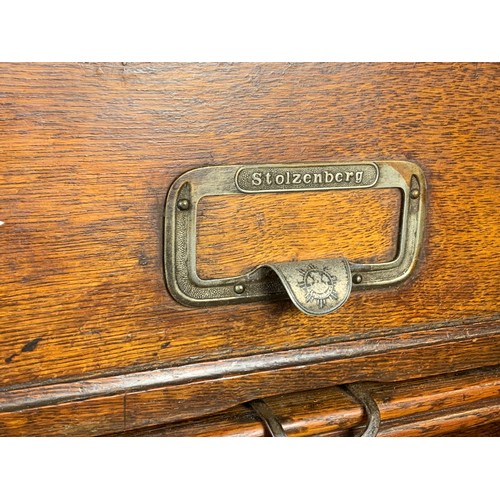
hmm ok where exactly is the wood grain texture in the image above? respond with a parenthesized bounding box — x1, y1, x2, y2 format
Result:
(197, 189, 400, 278)
(0, 63, 498, 400)
(122, 328, 500, 431)
(443, 421, 500, 436)
(0, 395, 124, 437)
(0, 322, 498, 435)
(110, 366, 500, 437)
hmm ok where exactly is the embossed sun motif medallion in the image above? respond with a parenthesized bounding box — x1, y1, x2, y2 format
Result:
(297, 264, 338, 309)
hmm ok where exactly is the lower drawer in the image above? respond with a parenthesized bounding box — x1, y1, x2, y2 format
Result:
(113, 366, 500, 437)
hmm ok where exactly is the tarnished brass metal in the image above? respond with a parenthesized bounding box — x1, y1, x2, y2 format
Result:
(247, 399, 287, 437)
(235, 163, 379, 192)
(343, 383, 381, 437)
(257, 258, 352, 316)
(164, 161, 426, 315)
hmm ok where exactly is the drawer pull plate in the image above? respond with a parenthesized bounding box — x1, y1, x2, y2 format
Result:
(164, 161, 425, 315)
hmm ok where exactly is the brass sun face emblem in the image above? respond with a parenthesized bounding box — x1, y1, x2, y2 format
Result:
(297, 264, 338, 309)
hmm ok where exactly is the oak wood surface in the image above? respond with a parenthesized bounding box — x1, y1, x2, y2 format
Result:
(0, 322, 498, 435)
(109, 366, 500, 437)
(197, 189, 400, 278)
(443, 421, 500, 436)
(0, 64, 498, 432)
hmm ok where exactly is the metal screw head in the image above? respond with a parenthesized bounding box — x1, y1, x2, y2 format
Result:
(234, 284, 245, 294)
(410, 189, 420, 199)
(353, 274, 363, 284)
(177, 199, 190, 210)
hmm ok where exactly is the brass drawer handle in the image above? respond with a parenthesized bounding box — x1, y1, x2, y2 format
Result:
(247, 386, 380, 437)
(247, 399, 288, 437)
(164, 161, 425, 315)
(343, 383, 381, 437)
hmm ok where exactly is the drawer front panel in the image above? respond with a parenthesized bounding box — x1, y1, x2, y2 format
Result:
(0, 63, 498, 393)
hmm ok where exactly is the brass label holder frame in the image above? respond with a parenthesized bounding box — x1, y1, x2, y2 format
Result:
(164, 161, 425, 316)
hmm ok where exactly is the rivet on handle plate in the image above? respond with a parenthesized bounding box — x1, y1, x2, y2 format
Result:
(164, 161, 426, 316)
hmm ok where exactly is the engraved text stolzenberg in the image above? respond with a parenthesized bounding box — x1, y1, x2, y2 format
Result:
(235, 164, 379, 192)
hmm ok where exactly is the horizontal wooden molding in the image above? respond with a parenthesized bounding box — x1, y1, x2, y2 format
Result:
(0, 318, 498, 414)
